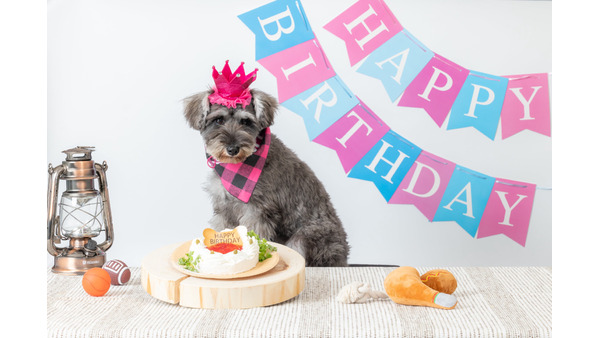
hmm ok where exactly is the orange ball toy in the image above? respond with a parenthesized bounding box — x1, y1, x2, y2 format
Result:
(82, 267, 111, 297)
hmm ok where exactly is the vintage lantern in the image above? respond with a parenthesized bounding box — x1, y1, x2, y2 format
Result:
(47, 146, 114, 275)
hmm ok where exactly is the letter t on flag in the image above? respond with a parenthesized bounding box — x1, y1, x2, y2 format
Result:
(324, 0, 402, 66)
(477, 179, 536, 246)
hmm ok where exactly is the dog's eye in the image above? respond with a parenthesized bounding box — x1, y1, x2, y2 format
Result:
(213, 117, 224, 126)
(240, 118, 253, 127)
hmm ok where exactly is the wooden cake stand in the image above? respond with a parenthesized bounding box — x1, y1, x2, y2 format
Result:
(141, 242, 305, 309)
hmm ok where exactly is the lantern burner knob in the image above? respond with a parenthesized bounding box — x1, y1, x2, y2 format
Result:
(62, 146, 95, 161)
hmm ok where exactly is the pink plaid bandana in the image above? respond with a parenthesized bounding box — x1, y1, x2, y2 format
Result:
(206, 128, 271, 203)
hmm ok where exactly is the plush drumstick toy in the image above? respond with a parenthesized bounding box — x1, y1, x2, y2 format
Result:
(337, 267, 458, 310)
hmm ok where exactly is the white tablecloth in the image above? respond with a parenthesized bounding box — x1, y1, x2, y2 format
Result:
(47, 266, 551, 337)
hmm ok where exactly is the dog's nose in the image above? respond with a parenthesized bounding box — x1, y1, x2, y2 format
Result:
(226, 145, 240, 156)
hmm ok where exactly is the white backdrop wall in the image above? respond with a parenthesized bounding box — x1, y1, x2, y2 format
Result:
(47, 0, 551, 268)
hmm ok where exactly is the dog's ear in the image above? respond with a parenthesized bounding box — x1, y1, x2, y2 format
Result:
(183, 89, 213, 130)
(250, 89, 278, 129)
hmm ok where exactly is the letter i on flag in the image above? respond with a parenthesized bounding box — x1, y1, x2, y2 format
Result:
(238, 0, 315, 60)
(398, 54, 469, 127)
(348, 130, 421, 201)
(357, 29, 434, 101)
(433, 166, 495, 237)
(258, 38, 337, 102)
(389, 151, 456, 221)
(324, 0, 402, 66)
(447, 70, 509, 140)
(500, 73, 551, 139)
(314, 99, 390, 173)
(477, 179, 536, 246)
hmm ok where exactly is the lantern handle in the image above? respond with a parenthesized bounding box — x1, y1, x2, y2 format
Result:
(47, 163, 66, 256)
(95, 161, 114, 252)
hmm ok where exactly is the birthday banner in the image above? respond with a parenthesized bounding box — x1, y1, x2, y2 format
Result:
(239, 0, 542, 246)
(325, 0, 551, 140)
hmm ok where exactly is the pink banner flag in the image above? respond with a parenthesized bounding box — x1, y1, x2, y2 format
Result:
(477, 179, 536, 246)
(258, 38, 336, 102)
(398, 54, 469, 127)
(323, 0, 402, 66)
(313, 99, 390, 173)
(501, 73, 551, 139)
(389, 151, 456, 221)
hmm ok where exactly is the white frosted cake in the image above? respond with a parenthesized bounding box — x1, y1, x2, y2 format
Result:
(187, 226, 259, 275)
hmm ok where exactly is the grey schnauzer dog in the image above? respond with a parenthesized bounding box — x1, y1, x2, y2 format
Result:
(184, 88, 350, 267)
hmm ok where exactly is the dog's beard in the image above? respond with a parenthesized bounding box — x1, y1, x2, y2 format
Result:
(205, 140, 255, 164)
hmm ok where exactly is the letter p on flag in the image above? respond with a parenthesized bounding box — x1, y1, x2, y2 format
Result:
(239, 0, 315, 60)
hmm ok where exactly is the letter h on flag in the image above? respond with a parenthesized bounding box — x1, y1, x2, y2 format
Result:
(324, 0, 403, 66)
(348, 130, 421, 201)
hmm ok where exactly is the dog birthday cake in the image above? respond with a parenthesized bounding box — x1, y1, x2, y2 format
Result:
(179, 225, 275, 275)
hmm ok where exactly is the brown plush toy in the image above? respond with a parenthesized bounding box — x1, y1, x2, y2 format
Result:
(384, 267, 457, 310)
(337, 266, 458, 310)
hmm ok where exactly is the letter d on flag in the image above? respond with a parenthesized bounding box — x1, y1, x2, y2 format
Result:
(389, 151, 456, 221)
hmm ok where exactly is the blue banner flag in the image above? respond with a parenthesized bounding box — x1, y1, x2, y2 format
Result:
(447, 71, 509, 140)
(433, 165, 495, 237)
(357, 30, 434, 101)
(281, 76, 359, 140)
(238, 0, 315, 60)
(348, 130, 422, 201)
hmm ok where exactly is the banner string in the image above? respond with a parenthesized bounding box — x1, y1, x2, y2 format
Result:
(334, 76, 355, 99)
(433, 54, 466, 73)
(389, 130, 417, 150)
(378, 0, 400, 25)
(314, 40, 331, 69)
(421, 153, 450, 166)
(456, 166, 493, 180)
(401, 30, 428, 53)
(358, 102, 387, 127)
(295, 0, 309, 31)
(471, 72, 502, 82)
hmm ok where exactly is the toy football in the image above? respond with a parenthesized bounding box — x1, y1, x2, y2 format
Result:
(102, 259, 131, 285)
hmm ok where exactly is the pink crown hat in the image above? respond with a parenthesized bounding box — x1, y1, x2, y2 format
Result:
(208, 60, 258, 108)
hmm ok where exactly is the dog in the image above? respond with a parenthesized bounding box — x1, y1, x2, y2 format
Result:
(183, 86, 350, 267)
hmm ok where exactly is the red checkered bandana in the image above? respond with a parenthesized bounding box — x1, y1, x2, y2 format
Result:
(206, 128, 271, 203)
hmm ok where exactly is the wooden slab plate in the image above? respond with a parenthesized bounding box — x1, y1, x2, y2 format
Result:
(170, 240, 280, 279)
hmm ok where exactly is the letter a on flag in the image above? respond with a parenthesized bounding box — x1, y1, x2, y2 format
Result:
(433, 166, 495, 237)
(357, 29, 434, 101)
